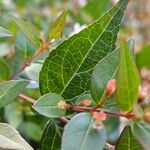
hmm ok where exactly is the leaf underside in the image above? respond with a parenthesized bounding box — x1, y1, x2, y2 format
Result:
(39, 0, 129, 100)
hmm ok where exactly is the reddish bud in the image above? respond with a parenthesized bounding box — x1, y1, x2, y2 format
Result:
(79, 99, 92, 106)
(93, 111, 107, 121)
(58, 101, 69, 109)
(105, 79, 116, 97)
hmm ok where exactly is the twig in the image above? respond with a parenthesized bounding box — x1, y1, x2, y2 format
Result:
(18, 93, 36, 104)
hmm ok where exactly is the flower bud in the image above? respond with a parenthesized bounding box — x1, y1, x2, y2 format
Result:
(92, 111, 107, 121)
(58, 101, 69, 109)
(79, 99, 92, 106)
(105, 79, 116, 97)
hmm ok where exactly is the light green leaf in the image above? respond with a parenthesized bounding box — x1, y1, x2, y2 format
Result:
(136, 45, 150, 68)
(40, 0, 129, 100)
(0, 80, 28, 108)
(10, 14, 42, 46)
(0, 123, 33, 150)
(0, 43, 12, 57)
(5, 102, 23, 128)
(61, 112, 106, 150)
(32, 93, 66, 118)
(115, 125, 142, 150)
(40, 120, 64, 150)
(15, 32, 37, 60)
(116, 40, 140, 111)
(91, 38, 134, 103)
(0, 58, 11, 81)
(131, 122, 150, 150)
(0, 26, 13, 38)
(50, 10, 67, 39)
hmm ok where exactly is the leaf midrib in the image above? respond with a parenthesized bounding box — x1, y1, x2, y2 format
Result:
(60, 1, 125, 96)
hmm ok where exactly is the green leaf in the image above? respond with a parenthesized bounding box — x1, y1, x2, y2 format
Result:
(15, 32, 37, 60)
(91, 38, 134, 103)
(131, 122, 150, 150)
(40, 120, 64, 150)
(32, 93, 66, 118)
(40, 0, 129, 100)
(10, 14, 42, 46)
(50, 10, 67, 39)
(116, 40, 140, 111)
(0, 123, 33, 150)
(19, 122, 42, 141)
(136, 45, 150, 68)
(115, 125, 142, 150)
(0, 80, 28, 108)
(61, 112, 106, 150)
(0, 58, 11, 81)
(5, 102, 23, 128)
(0, 43, 12, 57)
(0, 26, 13, 38)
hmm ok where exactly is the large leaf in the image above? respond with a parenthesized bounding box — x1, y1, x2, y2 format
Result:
(0, 123, 33, 150)
(116, 41, 140, 111)
(15, 32, 37, 60)
(0, 80, 28, 107)
(40, 0, 129, 100)
(0, 26, 13, 38)
(32, 93, 66, 118)
(91, 38, 134, 103)
(50, 10, 67, 39)
(10, 14, 42, 46)
(40, 120, 64, 150)
(115, 125, 142, 150)
(61, 112, 106, 150)
(131, 122, 150, 150)
(136, 45, 150, 68)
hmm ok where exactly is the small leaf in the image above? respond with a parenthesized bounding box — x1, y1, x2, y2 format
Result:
(136, 45, 150, 68)
(10, 14, 42, 46)
(131, 122, 150, 150)
(40, 0, 129, 99)
(40, 120, 64, 150)
(115, 125, 142, 150)
(50, 9, 67, 39)
(61, 112, 106, 150)
(0, 26, 13, 38)
(0, 58, 11, 81)
(116, 40, 140, 111)
(0, 80, 28, 108)
(0, 123, 33, 150)
(32, 93, 66, 118)
(91, 38, 134, 103)
(15, 32, 37, 60)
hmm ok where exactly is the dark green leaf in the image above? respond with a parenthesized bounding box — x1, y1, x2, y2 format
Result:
(91, 38, 134, 103)
(136, 45, 150, 68)
(116, 40, 140, 111)
(131, 122, 150, 150)
(40, 0, 129, 100)
(40, 120, 64, 150)
(0, 123, 33, 150)
(0, 80, 28, 108)
(50, 10, 67, 39)
(0, 26, 13, 38)
(32, 93, 66, 118)
(10, 14, 42, 46)
(15, 32, 37, 60)
(0, 58, 11, 81)
(115, 125, 142, 150)
(61, 112, 106, 150)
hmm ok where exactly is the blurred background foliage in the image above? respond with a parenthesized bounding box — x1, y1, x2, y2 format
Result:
(0, 0, 149, 149)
